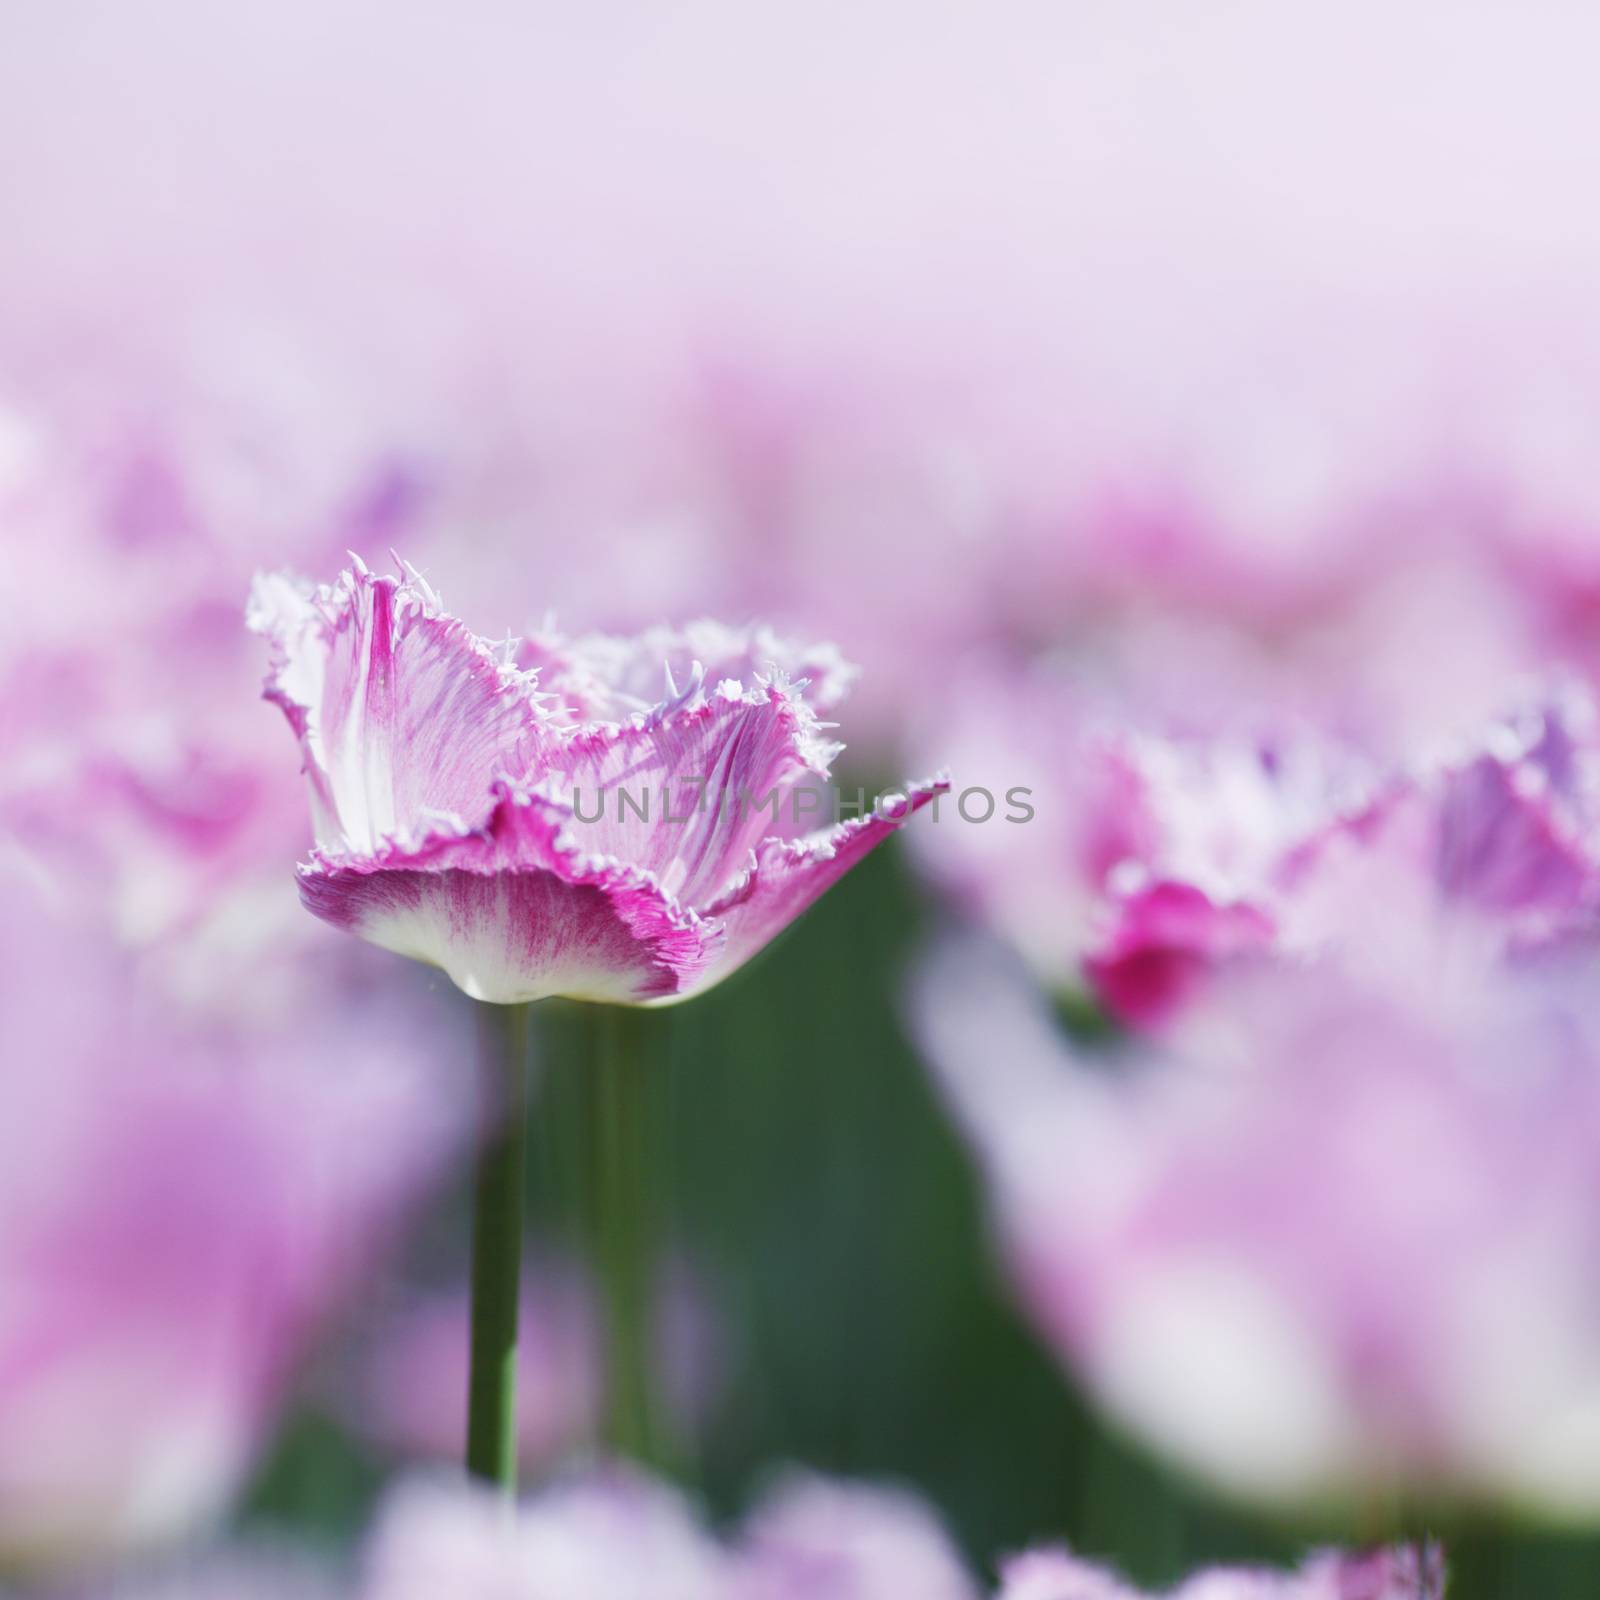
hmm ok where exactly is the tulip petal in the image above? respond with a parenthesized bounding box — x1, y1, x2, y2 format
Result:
(520, 619, 858, 723)
(547, 679, 843, 911)
(249, 559, 547, 856)
(1086, 880, 1276, 1029)
(299, 784, 717, 1004)
(700, 773, 949, 987)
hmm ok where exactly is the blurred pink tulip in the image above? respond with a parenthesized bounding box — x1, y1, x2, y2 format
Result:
(0, 871, 465, 1572)
(995, 1544, 1443, 1600)
(912, 933, 1600, 1516)
(731, 1474, 976, 1600)
(918, 670, 1600, 1030)
(21, 1478, 1439, 1600)
(360, 1471, 725, 1600)
(355, 1468, 1436, 1600)
(909, 655, 1374, 1021)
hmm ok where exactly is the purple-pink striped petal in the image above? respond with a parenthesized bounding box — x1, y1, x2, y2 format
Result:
(249, 559, 547, 856)
(543, 678, 841, 911)
(701, 775, 949, 989)
(299, 783, 717, 1004)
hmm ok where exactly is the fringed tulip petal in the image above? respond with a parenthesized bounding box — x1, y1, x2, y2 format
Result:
(701, 774, 949, 986)
(248, 559, 548, 856)
(521, 619, 858, 724)
(299, 784, 718, 1005)
(545, 680, 840, 910)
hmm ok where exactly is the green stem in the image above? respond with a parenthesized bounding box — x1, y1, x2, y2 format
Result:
(586, 1005, 661, 1464)
(466, 1001, 532, 1493)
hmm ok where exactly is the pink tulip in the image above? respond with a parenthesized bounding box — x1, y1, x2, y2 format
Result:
(918, 664, 1600, 1031)
(912, 932, 1600, 1516)
(0, 872, 464, 1571)
(249, 558, 945, 1005)
(63, 1471, 1440, 1598)
(361, 1471, 726, 1600)
(731, 1474, 976, 1600)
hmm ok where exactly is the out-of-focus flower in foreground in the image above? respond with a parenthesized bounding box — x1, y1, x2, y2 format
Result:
(355, 1469, 1439, 1600)
(20, 1469, 1440, 1599)
(249, 558, 945, 1005)
(731, 1473, 976, 1600)
(994, 1543, 1444, 1600)
(360, 1472, 726, 1600)
(911, 932, 1600, 1517)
